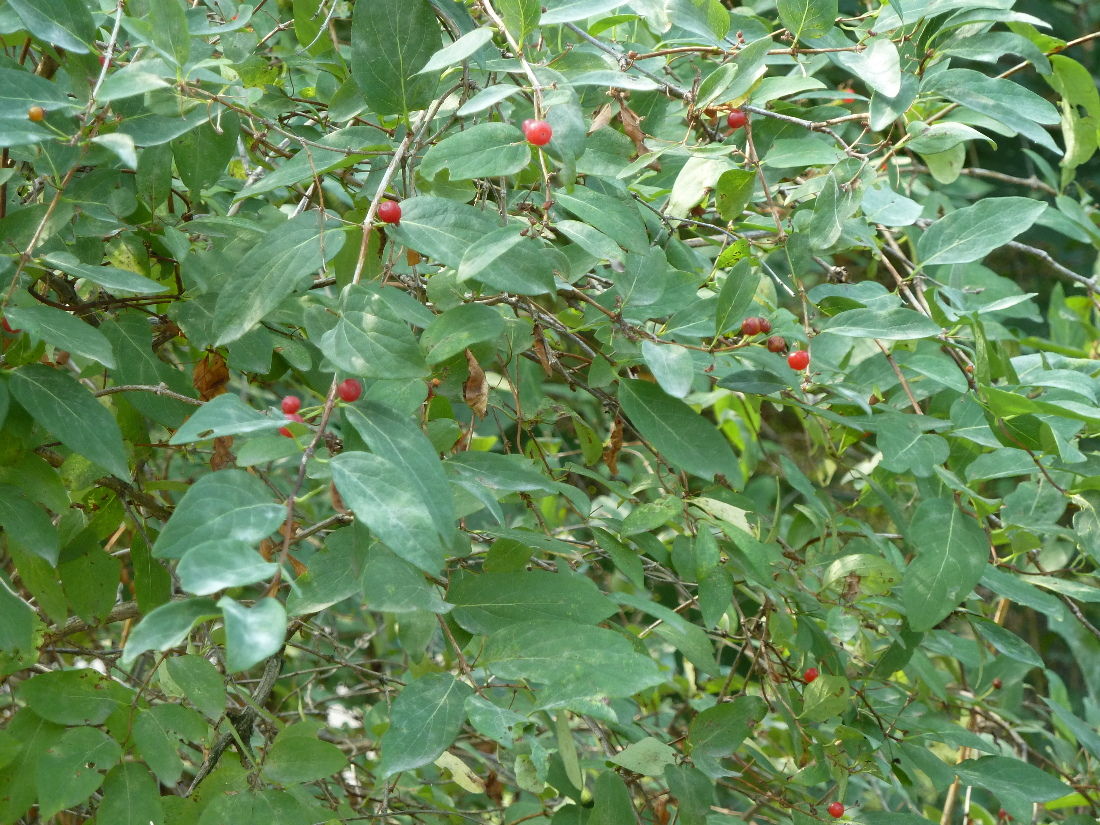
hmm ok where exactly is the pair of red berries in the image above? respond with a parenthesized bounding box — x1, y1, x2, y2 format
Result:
(521, 118, 552, 146)
(278, 379, 362, 437)
(765, 334, 811, 370)
(740, 316, 772, 336)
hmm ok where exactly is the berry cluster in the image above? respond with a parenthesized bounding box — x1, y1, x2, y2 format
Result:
(277, 379, 362, 438)
(739, 317, 811, 371)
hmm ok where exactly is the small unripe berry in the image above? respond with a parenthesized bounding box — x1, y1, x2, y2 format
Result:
(726, 108, 748, 130)
(802, 667, 819, 684)
(827, 802, 845, 819)
(281, 395, 301, 415)
(523, 119, 553, 146)
(27, 106, 45, 123)
(766, 335, 786, 353)
(740, 317, 762, 336)
(378, 200, 401, 225)
(787, 350, 810, 370)
(337, 378, 362, 402)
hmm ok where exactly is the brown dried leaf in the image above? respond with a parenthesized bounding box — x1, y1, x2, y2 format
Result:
(587, 103, 615, 134)
(193, 351, 229, 400)
(618, 100, 650, 157)
(464, 348, 488, 418)
(603, 414, 623, 475)
(532, 325, 553, 377)
(210, 436, 235, 471)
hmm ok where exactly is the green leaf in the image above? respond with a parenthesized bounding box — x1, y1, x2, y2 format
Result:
(97, 763, 164, 825)
(862, 182, 923, 227)
(214, 215, 344, 346)
(387, 196, 499, 268)
(0, 578, 38, 657)
(169, 393, 284, 444)
(917, 197, 1047, 268)
(320, 286, 427, 378)
(165, 654, 226, 719)
(590, 771, 634, 825)
(823, 307, 941, 340)
(379, 673, 473, 778)
(923, 69, 1061, 152)
(541, 0, 626, 24)
(176, 539, 278, 596)
(419, 27, 494, 74)
(905, 121, 995, 154)
(10, 365, 129, 479)
(665, 764, 715, 825)
(954, 756, 1071, 802)
(448, 570, 616, 634)
(363, 543, 450, 613)
(132, 704, 208, 785)
(263, 721, 347, 784)
(778, 0, 838, 40)
(36, 727, 121, 819)
(120, 598, 219, 665)
(640, 340, 694, 399)
(4, 306, 115, 368)
(7, 0, 96, 54)
(0, 484, 59, 565)
(153, 469, 284, 560)
(0, 67, 75, 118)
(496, 0, 540, 42)
(217, 596, 286, 672)
(41, 252, 165, 294)
(877, 417, 949, 477)
(715, 169, 756, 222)
(18, 668, 130, 726)
(421, 123, 531, 180)
(482, 620, 662, 708)
(422, 304, 507, 364)
(330, 451, 446, 574)
(608, 737, 677, 776)
(554, 187, 649, 253)
(195, 789, 319, 824)
(147, 0, 190, 66)
(687, 695, 767, 777)
(903, 498, 988, 632)
(618, 379, 739, 481)
(350, 0, 439, 117)
(715, 259, 761, 336)
(237, 126, 379, 199)
(457, 226, 564, 295)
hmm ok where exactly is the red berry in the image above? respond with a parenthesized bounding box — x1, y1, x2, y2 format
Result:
(757, 317, 772, 334)
(27, 106, 45, 123)
(802, 667, 819, 684)
(279, 412, 304, 437)
(740, 317, 762, 336)
(522, 118, 536, 132)
(281, 395, 301, 415)
(378, 200, 401, 225)
(523, 119, 553, 147)
(827, 802, 845, 819)
(766, 335, 786, 353)
(337, 378, 362, 402)
(992, 677, 1002, 689)
(787, 349, 810, 370)
(726, 108, 748, 130)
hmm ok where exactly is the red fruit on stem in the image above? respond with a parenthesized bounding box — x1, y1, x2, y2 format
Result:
(337, 378, 362, 402)
(992, 677, 1003, 689)
(740, 317, 762, 336)
(523, 119, 553, 146)
(827, 802, 845, 819)
(766, 335, 786, 353)
(788, 350, 810, 370)
(802, 667, 819, 684)
(378, 200, 401, 225)
(281, 395, 301, 415)
(726, 108, 748, 130)
(758, 317, 772, 334)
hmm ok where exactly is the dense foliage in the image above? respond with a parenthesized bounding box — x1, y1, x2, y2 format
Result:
(2, 0, 1100, 823)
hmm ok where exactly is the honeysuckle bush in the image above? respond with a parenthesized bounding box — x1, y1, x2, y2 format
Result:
(2, 0, 1100, 823)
